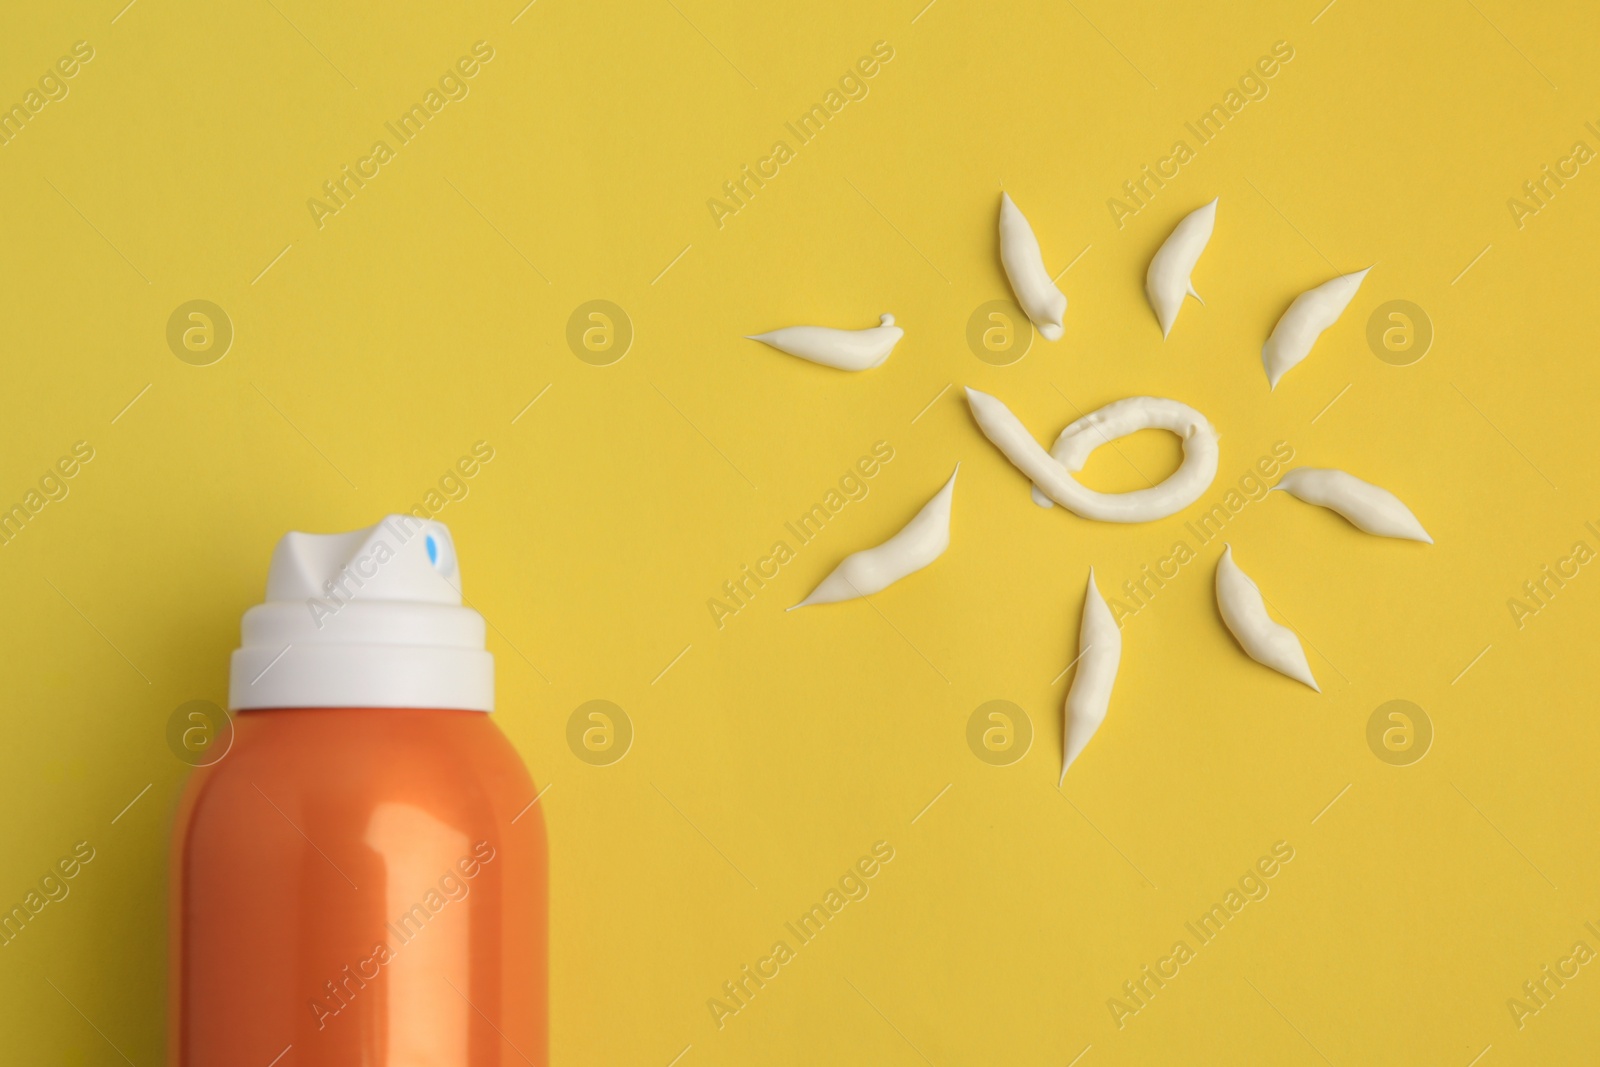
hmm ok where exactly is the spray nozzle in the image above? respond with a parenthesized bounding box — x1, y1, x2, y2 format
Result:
(230, 515, 493, 712)
(264, 515, 462, 605)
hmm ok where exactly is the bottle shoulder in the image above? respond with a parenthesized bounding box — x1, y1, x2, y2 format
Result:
(175, 708, 541, 840)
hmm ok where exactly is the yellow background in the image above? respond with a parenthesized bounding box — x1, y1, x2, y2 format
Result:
(3, 0, 1598, 1063)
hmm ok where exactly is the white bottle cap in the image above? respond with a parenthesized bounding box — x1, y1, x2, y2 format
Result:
(229, 515, 494, 712)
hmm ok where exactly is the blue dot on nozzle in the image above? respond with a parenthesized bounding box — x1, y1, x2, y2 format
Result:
(425, 534, 438, 565)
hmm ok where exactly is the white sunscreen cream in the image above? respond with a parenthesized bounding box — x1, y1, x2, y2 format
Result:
(965, 388, 1219, 523)
(790, 466, 958, 609)
(1261, 268, 1370, 389)
(1214, 544, 1318, 691)
(747, 314, 904, 371)
(1275, 467, 1432, 543)
(1061, 568, 1121, 783)
(1145, 198, 1217, 339)
(998, 193, 1067, 342)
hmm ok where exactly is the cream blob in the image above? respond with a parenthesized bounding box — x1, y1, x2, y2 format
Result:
(1275, 467, 1432, 543)
(965, 388, 1219, 523)
(1061, 568, 1121, 784)
(1261, 268, 1370, 389)
(1214, 545, 1318, 691)
(789, 466, 958, 609)
(747, 313, 903, 371)
(1146, 198, 1217, 339)
(998, 193, 1067, 342)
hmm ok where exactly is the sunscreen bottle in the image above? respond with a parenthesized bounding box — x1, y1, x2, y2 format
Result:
(169, 515, 547, 1065)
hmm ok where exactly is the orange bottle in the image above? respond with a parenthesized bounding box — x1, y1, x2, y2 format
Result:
(169, 516, 547, 1065)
